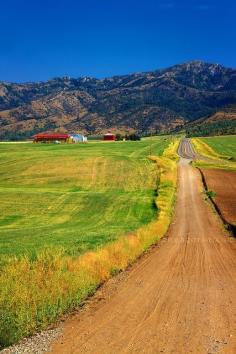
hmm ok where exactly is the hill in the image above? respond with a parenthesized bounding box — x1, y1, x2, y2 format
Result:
(1, 61, 236, 139)
(184, 105, 236, 137)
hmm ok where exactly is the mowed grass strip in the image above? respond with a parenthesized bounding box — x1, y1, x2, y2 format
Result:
(200, 135, 236, 159)
(191, 135, 236, 170)
(0, 138, 169, 259)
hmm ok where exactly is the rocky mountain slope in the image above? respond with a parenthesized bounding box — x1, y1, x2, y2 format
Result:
(0, 61, 236, 139)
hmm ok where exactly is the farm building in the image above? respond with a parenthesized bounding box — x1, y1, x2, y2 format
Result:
(33, 133, 70, 143)
(103, 133, 116, 141)
(33, 133, 87, 143)
(69, 134, 87, 143)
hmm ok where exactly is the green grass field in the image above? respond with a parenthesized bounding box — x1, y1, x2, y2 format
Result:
(0, 137, 179, 347)
(0, 137, 171, 261)
(199, 135, 236, 159)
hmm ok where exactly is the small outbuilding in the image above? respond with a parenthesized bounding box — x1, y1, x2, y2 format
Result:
(69, 134, 87, 143)
(103, 133, 116, 141)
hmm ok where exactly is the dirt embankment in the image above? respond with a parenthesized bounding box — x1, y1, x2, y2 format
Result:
(46, 157, 236, 354)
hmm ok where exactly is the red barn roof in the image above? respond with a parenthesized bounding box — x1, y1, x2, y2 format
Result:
(33, 133, 70, 139)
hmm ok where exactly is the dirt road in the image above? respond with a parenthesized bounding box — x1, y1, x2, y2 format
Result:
(178, 138, 198, 159)
(48, 140, 236, 354)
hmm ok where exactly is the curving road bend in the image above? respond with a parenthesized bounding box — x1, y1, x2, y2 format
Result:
(48, 140, 236, 354)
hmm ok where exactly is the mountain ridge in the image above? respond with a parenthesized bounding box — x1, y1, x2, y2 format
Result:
(1, 61, 236, 139)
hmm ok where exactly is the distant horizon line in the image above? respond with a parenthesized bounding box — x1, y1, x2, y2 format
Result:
(1, 59, 235, 85)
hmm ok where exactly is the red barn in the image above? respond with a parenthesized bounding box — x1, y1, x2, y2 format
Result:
(33, 133, 70, 143)
(103, 133, 116, 141)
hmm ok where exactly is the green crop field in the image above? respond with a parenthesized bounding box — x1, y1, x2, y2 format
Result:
(200, 135, 236, 159)
(0, 137, 171, 262)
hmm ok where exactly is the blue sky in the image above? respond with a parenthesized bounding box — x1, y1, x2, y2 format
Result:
(0, 0, 235, 82)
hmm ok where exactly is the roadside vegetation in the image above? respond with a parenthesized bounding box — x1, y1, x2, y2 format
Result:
(205, 190, 216, 199)
(0, 137, 179, 347)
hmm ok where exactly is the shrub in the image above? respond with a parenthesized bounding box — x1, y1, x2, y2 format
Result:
(206, 190, 216, 199)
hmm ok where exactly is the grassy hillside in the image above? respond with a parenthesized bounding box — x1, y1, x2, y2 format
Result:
(185, 106, 236, 137)
(0, 138, 170, 261)
(186, 119, 236, 137)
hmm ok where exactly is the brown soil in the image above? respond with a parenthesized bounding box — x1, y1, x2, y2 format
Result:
(201, 169, 236, 226)
(48, 156, 236, 354)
